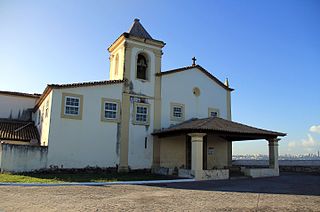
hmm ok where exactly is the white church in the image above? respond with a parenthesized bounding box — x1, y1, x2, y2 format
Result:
(0, 19, 285, 180)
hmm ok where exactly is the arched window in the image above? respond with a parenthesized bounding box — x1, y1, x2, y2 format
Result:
(114, 54, 119, 76)
(137, 54, 147, 80)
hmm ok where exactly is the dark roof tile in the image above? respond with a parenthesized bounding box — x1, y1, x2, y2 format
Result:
(0, 119, 39, 142)
(0, 91, 41, 98)
(153, 117, 286, 138)
(128, 19, 153, 39)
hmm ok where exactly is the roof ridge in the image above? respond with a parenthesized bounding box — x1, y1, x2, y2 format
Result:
(0, 90, 41, 98)
(157, 65, 234, 91)
(48, 79, 125, 87)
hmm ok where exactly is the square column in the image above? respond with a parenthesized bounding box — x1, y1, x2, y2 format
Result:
(268, 138, 280, 170)
(188, 133, 206, 171)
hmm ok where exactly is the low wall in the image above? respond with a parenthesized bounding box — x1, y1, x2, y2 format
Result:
(243, 168, 279, 178)
(153, 167, 229, 180)
(0, 143, 48, 172)
(233, 160, 320, 173)
(233, 160, 320, 166)
(178, 168, 229, 180)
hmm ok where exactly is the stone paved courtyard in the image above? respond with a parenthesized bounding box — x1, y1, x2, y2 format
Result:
(0, 173, 319, 211)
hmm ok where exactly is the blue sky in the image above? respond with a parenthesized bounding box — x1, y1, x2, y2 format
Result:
(0, 0, 319, 155)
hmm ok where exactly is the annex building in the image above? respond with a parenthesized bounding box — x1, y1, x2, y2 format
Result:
(0, 19, 285, 180)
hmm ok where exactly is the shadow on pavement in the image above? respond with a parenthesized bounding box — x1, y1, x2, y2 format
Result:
(145, 172, 320, 196)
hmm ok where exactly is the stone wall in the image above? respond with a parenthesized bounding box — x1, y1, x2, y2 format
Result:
(0, 143, 48, 172)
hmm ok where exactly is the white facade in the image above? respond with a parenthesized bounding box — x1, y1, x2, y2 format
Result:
(161, 68, 228, 128)
(0, 93, 38, 119)
(0, 20, 233, 172)
(46, 84, 123, 168)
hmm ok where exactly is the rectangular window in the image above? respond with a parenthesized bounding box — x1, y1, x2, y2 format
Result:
(170, 103, 185, 121)
(65, 97, 80, 115)
(173, 106, 182, 118)
(61, 93, 83, 120)
(105, 102, 117, 119)
(208, 108, 220, 118)
(136, 106, 148, 122)
(37, 110, 41, 125)
(145, 137, 147, 149)
(133, 102, 150, 125)
(101, 98, 120, 122)
(45, 100, 49, 118)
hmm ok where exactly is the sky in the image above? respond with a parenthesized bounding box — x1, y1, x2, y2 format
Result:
(0, 0, 319, 155)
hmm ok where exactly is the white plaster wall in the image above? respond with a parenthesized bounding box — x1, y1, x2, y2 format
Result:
(127, 98, 154, 169)
(109, 41, 125, 80)
(0, 144, 48, 172)
(47, 84, 123, 168)
(125, 41, 161, 169)
(0, 94, 38, 119)
(128, 42, 158, 97)
(35, 91, 53, 146)
(161, 68, 228, 128)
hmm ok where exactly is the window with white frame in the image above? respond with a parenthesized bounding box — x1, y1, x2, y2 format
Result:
(105, 102, 117, 119)
(173, 106, 182, 118)
(65, 96, 80, 115)
(170, 103, 185, 121)
(61, 93, 83, 120)
(208, 108, 220, 118)
(101, 98, 120, 122)
(133, 103, 150, 125)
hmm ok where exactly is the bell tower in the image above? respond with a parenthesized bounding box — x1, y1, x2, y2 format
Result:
(108, 19, 165, 86)
(108, 19, 165, 172)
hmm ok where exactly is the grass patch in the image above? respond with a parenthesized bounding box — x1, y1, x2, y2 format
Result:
(0, 172, 179, 183)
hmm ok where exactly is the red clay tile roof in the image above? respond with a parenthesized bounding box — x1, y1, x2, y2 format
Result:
(153, 117, 286, 139)
(157, 65, 234, 91)
(0, 119, 39, 142)
(34, 79, 125, 110)
(0, 91, 41, 98)
(48, 79, 125, 89)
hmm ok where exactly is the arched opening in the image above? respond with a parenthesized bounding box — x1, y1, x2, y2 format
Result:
(136, 54, 148, 80)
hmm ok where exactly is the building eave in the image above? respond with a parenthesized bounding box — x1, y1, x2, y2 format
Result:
(34, 79, 125, 111)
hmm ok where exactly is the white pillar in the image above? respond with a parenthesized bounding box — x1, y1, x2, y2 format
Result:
(188, 133, 206, 171)
(268, 138, 280, 170)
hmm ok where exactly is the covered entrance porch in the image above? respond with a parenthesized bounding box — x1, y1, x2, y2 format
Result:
(152, 117, 286, 180)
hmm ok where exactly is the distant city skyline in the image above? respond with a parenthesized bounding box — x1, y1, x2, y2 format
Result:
(0, 0, 319, 155)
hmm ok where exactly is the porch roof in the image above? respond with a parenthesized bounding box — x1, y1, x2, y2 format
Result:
(152, 117, 286, 141)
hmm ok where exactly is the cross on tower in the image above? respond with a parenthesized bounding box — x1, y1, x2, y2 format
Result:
(192, 57, 197, 66)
